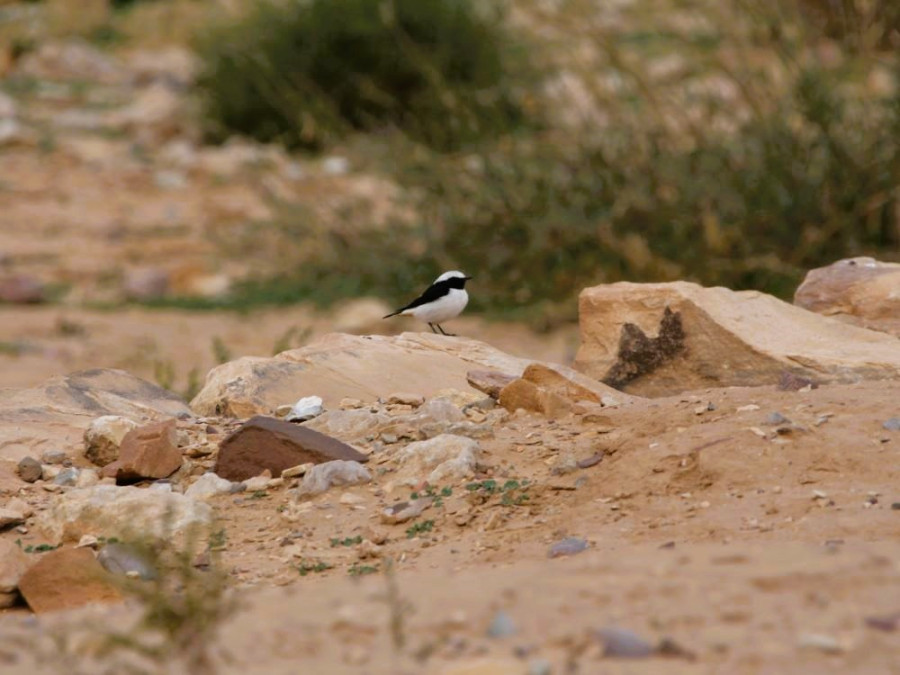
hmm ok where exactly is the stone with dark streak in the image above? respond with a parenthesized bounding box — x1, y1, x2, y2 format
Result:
(215, 415, 368, 482)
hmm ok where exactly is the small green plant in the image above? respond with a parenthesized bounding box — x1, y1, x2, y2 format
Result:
(330, 535, 363, 547)
(297, 560, 333, 576)
(248, 490, 268, 500)
(467, 479, 530, 506)
(208, 529, 227, 551)
(405, 519, 435, 539)
(22, 543, 61, 554)
(211, 336, 232, 365)
(348, 563, 379, 576)
(411, 485, 453, 507)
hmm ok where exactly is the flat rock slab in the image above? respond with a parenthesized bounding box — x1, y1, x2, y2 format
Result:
(18, 547, 123, 613)
(574, 281, 900, 397)
(191, 332, 622, 417)
(0, 369, 190, 466)
(794, 257, 900, 337)
(215, 415, 369, 482)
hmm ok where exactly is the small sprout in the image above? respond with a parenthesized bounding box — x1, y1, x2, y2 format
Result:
(208, 529, 227, 550)
(405, 519, 435, 539)
(330, 535, 363, 547)
(348, 563, 379, 576)
(248, 490, 267, 500)
(297, 560, 332, 576)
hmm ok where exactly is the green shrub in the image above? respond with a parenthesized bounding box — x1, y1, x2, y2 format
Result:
(195, 0, 532, 151)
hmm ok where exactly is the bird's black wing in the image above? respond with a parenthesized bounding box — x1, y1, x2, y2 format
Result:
(383, 281, 449, 318)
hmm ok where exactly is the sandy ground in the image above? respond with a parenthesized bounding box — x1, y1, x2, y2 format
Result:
(3, 376, 900, 673)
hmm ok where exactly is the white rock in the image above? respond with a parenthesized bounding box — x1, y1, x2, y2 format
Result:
(393, 434, 480, 487)
(295, 461, 371, 497)
(185, 473, 234, 501)
(303, 409, 390, 443)
(75, 468, 100, 488)
(285, 395, 324, 422)
(5, 498, 32, 518)
(39, 485, 212, 544)
(84, 415, 139, 467)
(243, 475, 271, 492)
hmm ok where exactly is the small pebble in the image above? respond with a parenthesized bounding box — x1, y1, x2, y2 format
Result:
(486, 610, 517, 638)
(764, 412, 790, 426)
(548, 537, 589, 558)
(883, 418, 900, 431)
(594, 627, 655, 658)
(41, 450, 68, 465)
(16, 456, 42, 483)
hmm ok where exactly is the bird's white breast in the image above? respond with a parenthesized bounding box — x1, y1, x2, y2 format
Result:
(403, 288, 469, 323)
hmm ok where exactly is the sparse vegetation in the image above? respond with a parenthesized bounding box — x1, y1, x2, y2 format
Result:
(297, 560, 333, 576)
(194, 0, 532, 152)
(348, 563, 379, 576)
(330, 535, 363, 547)
(405, 519, 435, 539)
(467, 478, 531, 506)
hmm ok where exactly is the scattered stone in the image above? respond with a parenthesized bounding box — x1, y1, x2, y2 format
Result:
(0, 275, 45, 304)
(41, 450, 68, 465)
(393, 434, 480, 487)
(243, 472, 272, 492)
(777, 371, 819, 392)
(76, 535, 99, 549)
(295, 460, 371, 497)
(75, 469, 100, 488)
(794, 257, 900, 337)
(883, 418, 900, 431)
(737, 404, 761, 412)
(0, 508, 25, 529)
(798, 633, 844, 654)
(550, 454, 579, 476)
(574, 281, 900, 396)
(102, 419, 182, 483)
(419, 397, 466, 424)
(764, 412, 790, 426)
(380, 499, 429, 525)
(39, 485, 212, 544)
(304, 409, 391, 443)
(281, 463, 314, 479)
(891, 503, 900, 511)
(438, 659, 523, 675)
(594, 627, 656, 658)
(577, 452, 604, 469)
(865, 612, 900, 632)
(527, 659, 553, 675)
(17, 457, 42, 483)
(0, 540, 28, 607)
(548, 537, 589, 558)
(185, 473, 234, 500)
(486, 610, 517, 638)
(285, 395, 324, 422)
(97, 543, 157, 580)
(42, 465, 61, 481)
(387, 392, 425, 407)
(53, 467, 80, 487)
(18, 547, 123, 614)
(499, 363, 612, 418)
(6, 498, 32, 518)
(84, 415, 139, 467)
(466, 370, 517, 399)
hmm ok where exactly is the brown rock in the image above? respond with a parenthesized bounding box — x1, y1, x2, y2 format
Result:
(18, 547, 123, 613)
(0, 539, 29, 594)
(191, 332, 622, 417)
(498, 364, 605, 418)
(0, 275, 45, 304)
(102, 419, 182, 483)
(574, 281, 900, 397)
(466, 370, 517, 399)
(794, 257, 900, 337)
(215, 416, 368, 482)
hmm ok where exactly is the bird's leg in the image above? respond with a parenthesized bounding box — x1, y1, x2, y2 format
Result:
(428, 323, 439, 334)
(436, 324, 456, 337)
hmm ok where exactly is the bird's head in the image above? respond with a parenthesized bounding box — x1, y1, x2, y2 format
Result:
(435, 270, 473, 287)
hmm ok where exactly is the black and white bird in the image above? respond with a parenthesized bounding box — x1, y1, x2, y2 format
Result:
(383, 270, 472, 336)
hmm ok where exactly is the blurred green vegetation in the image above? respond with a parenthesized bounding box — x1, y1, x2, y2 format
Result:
(184, 0, 898, 321)
(194, 0, 533, 151)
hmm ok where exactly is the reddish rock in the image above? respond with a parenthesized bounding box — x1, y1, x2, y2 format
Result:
(102, 418, 182, 483)
(215, 415, 368, 482)
(794, 257, 900, 337)
(466, 370, 517, 399)
(0, 275, 45, 304)
(498, 364, 603, 418)
(18, 547, 123, 613)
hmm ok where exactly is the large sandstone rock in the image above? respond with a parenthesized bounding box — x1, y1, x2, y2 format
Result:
(191, 332, 619, 417)
(0, 369, 190, 467)
(0, 539, 29, 608)
(38, 485, 212, 545)
(215, 415, 369, 482)
(794, 257, 900, 337)
(574, 281, 900, 397)
(18, 547, 122, 614)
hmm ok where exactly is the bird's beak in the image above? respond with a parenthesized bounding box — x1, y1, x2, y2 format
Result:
(464, 276, 473, 280)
